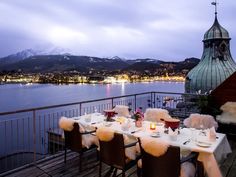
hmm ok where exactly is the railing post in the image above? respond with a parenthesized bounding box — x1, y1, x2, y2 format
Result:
(153, 92, 156, 108)
(150, 92, 153, 108)
(33, 110, 36, 165)
(111, 98, 114, 108)
(79, 103, 82, 116)
(134, 95, 137, 111)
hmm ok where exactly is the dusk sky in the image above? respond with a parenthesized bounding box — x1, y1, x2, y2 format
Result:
(0, 0, 235, 61)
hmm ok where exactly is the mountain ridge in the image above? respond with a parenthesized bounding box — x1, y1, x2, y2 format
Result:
(0, 49, 200, 74)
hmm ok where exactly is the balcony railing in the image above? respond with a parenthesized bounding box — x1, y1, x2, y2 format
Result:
(0, 91, 203, 175)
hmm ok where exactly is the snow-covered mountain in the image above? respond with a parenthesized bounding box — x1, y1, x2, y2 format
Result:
(0, 47, 71, 65)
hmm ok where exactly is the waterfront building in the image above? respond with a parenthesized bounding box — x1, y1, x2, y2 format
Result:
(185, 5, 236, 93)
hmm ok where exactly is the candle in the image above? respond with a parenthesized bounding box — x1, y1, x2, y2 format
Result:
(150, 122, 156, 130)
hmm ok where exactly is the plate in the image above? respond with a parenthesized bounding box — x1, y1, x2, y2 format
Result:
(196, 141, 212, 147)
(156, 122, 164, 126)
(103, 122, 112, 127)
(151, 132, 161, 138)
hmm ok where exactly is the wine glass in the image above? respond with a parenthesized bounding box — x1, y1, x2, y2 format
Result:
(199, 124, 206, 136)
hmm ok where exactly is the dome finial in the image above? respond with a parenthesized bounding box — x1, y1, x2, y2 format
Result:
(211, 0, 218, 16)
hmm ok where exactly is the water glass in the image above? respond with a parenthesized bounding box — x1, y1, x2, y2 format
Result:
(84, 114, 92, 123)
(190, 128, 196, 142)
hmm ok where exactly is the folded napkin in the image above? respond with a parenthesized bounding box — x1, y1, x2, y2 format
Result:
(207, 127, 216, 142)
(168, 127, 178, 141)
(168, 127, 178, 135)
(121, 119, 131, 131)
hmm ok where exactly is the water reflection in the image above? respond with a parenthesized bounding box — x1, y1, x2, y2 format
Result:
(0, 82, 184, 112)
(121, 83, 125, 95)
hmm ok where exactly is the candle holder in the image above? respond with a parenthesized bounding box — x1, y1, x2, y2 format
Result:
(150, 122, 156, 130)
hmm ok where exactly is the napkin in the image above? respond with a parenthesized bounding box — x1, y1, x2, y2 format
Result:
(168, 127, 178, 135)
(121, 119, 131, 131)
(168, 127, 178, 141)
(208, 127, 216, 142)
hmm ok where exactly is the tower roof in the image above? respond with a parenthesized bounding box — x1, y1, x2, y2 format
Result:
(185, 8, 236, 94)
(204, 16, 230, 41)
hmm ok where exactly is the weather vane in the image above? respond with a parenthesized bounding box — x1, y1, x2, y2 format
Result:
(211, 0, 219, 16)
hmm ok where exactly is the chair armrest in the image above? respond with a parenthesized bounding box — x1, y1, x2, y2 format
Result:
(180, 152, 198, 164)
(81, 130, 96, 135)
(124, 141, 138, 148)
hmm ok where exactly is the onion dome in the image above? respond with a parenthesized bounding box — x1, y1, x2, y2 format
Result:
(185, 14, 236, 94)
(203, 16, 230, 41)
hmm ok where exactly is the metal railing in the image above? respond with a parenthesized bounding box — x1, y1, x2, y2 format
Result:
(0, 91, 202, 174)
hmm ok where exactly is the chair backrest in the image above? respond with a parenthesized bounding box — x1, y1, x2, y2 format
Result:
(99, 133, 126, 169)
(64, 123, 83, 152)
(144, 108, 171, 122)
(114, 105, 130, 117)
(184, 113, 218, 129)
(141, 145, 180, 177)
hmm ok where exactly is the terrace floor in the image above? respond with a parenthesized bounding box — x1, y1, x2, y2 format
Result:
(3, 139, 236, 177)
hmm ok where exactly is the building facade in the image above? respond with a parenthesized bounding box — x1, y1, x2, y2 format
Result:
(185, 12, 236, 93)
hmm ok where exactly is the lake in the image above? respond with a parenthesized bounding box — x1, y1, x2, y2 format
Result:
(0, 82, 184, 112)
(0, 81, 186, 173)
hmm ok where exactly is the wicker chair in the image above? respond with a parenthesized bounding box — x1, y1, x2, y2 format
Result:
(137, 139, 199, 177)
(64, 122, 97, 171)
(183, 113, 218, 129)
(98, 133, 139, 177)
(113, 105, 130, 117)
(144, 108, 171, 122)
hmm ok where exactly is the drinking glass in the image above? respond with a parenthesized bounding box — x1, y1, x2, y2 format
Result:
(84, 112, 92, 123)
(190, 128, 196, 142)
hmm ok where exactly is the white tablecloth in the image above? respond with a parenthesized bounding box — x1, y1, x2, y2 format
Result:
(74, 114, 232, 177)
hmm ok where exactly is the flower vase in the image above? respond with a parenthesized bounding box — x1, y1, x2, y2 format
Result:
(135, 119, 142, 127)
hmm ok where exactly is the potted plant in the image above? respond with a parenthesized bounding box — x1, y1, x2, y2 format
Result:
(197, 95, 221, 116)
(132, 108, 144, 127)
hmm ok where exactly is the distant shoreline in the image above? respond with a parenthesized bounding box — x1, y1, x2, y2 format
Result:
(0, 80, 185, 85)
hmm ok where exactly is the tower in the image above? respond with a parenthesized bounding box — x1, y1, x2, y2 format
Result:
(185, 1, 236, 93)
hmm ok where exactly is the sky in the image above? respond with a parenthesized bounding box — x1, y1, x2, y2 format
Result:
(0, 0, 236, 61)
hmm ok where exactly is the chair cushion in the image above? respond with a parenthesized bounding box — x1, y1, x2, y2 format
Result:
(124, 135, 139, 160)
(220, 102, 236, 115)
(137, 159, 142, 168)
(217, 102, 236, 124)
(59, 117, 75, 131)
(82, 134, 99, 149)
(184, 113, 218, 129)
(180, 162, 196, 177)
(144, 108, 171, 122)
(114, 105, 130, 117)
(96, 126, 115, 141)
(217, 113, 236, 124)
(140, 137, 169, 157)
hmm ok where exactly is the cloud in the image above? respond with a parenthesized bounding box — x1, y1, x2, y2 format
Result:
(0, 0, 236, 61)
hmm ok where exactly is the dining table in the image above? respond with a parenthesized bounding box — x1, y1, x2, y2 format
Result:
(73, 113, 232, 177)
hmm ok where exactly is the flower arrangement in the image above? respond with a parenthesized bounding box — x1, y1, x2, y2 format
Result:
(131, 108, 144, 121)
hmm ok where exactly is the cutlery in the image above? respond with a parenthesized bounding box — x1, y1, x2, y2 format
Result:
(130, 129, 142, 134)
(91, 121, 102, 124)
(183, 139, 191, 145)
(131, 129, 141, 134)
